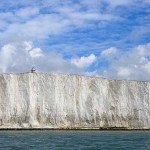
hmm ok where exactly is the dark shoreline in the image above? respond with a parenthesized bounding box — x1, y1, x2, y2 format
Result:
(0, 128, 150, 131)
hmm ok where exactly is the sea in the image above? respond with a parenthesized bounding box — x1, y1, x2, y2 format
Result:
(0, 130, 149, 150)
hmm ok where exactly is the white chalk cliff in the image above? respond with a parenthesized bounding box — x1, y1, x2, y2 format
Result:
(0, 72, 150, 129)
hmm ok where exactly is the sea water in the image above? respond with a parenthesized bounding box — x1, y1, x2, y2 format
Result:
(0, 131, 149, 150)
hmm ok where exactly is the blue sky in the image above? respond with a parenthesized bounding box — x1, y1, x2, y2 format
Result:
(0, 0, 150, 81)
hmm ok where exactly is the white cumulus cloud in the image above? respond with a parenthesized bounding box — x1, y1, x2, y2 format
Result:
(0, 44, 16, 72)
(0, 41, 97, 75)
(71, 54, 97, 68)
(101, 43, 150, 81)
(29, 48, 44, 58)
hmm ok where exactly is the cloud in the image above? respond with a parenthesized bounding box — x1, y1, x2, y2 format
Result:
(101, 47, 117, 58)
(1, 41, 150, 81)
(0, 44, 16, 72)
(0, 0, 120, 43)
(24, 41, 33, 51)
(84, 70, 99, 77)
(0, 0, 149, 82)
(15, 7, 39, 19)
(0, 41, 96, 74)
(117, 67, 131, 78)
(0, 14, 71, 41)
(136, 43, 150, 56)
(29, 48, 44, 58)
(100, 43, 150, 81)
(143, 0, 150, 4)
(107, 0, 133, 7)
(0, 41, 37, 73)
(71, 54, 97, 68)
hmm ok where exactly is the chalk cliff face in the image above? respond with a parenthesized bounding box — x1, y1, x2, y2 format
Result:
(0, 73, 150, 129)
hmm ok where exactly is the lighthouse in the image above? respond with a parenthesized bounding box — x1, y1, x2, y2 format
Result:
(31, 67, 36, 73)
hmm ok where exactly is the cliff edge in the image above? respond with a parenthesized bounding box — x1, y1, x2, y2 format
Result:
(0, 72, 150, 129)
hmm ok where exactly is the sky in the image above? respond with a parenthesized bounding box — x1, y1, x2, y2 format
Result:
(0, 0, 150, 81)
